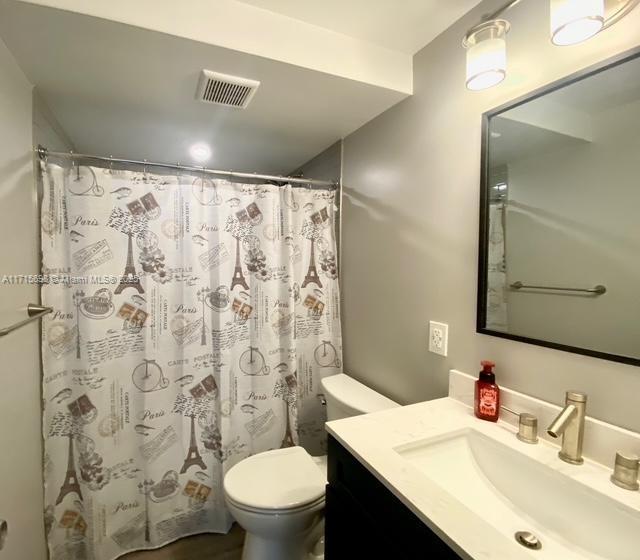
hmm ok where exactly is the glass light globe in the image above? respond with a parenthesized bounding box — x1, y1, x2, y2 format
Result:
(464, 21, 510, 92)
(551, 0, 605, 46)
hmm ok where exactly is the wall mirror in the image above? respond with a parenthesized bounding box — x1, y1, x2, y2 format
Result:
(478, 48, 640, 366)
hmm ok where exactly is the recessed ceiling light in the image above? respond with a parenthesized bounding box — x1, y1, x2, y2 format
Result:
(189, 142, 212, 163)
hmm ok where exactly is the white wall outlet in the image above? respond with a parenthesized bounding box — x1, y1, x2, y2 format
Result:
(429, 321, 449, 357)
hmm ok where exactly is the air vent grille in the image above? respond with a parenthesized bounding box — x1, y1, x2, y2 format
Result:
(196, 70, 260, 109)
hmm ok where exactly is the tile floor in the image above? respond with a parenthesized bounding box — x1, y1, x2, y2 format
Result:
(121, 525, 245, 560)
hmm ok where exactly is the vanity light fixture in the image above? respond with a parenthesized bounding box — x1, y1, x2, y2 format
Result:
(551, 0, 605, 46)
(463, 0, 639, 90)
(552, 0, 640, 45)
(463, 20, 510, 91)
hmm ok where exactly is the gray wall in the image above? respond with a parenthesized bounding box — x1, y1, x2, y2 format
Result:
(341, 0, 640, 432)
(0, 36, 47, 560)
(33, 89, 75, 152)
(290, 140, 342, 184)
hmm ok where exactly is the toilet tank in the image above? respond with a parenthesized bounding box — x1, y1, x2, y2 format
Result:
(321, 373, 399, 421)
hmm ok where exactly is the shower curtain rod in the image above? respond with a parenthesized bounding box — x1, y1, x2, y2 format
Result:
(36, 146, 337, 189)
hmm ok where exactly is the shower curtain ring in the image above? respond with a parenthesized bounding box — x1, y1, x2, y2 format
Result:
(69, 150, 80, 179)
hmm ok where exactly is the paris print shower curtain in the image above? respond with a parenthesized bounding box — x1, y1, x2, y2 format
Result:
(486, 202, 508, 331)
(39, 160, 342, 560)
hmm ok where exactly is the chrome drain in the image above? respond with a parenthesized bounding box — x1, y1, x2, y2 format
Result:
(515, 531, 542, 550)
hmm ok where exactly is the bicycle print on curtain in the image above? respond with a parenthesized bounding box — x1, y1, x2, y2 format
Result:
(39, 160, 342, 560)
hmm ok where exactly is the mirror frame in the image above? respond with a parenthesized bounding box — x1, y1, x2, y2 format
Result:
(477, 45, 640, 368)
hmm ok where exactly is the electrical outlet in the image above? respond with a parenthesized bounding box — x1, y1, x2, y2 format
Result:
(429, 321, 449, 357)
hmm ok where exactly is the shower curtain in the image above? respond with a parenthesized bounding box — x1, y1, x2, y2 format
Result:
(486, 202, 508, 331)
(39, 160, 342, 560)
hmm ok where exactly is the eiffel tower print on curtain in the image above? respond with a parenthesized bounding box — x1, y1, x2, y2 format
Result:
(180, 415, 207, 474)
(115, 231, 144, 294)
(302, 237, 322, 288)
(230, 236, 249, 290)
(40, 162, 343, 560)
(280, 403, 296, 448)
(56, 434, 82, 505)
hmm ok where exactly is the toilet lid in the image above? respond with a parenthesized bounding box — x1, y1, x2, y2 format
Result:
(224, 447, 325, 511)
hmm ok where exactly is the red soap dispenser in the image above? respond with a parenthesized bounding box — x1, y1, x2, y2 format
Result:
(474, 360, 500, 422)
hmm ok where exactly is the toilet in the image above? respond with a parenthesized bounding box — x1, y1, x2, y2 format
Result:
(223, 373, 399, 560)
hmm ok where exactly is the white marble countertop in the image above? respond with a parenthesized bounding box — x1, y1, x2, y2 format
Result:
(326, 397, 640, 560)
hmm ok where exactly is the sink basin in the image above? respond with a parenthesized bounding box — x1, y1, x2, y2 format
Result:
(395, 429, 640, 560)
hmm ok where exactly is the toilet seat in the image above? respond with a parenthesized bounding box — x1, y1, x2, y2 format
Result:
(226, 493, 325, 516)
(224, 446, 326, 512)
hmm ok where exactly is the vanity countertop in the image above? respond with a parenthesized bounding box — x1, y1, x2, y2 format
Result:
(326, 397, 640, 560)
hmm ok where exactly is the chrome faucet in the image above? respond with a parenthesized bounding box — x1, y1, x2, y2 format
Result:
(546, 391, 587, 465)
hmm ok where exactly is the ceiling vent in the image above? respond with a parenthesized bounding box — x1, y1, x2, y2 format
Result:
(196, 70, 260, 109)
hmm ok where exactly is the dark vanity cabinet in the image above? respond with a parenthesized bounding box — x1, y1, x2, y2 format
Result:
(325, 435, 462, 559)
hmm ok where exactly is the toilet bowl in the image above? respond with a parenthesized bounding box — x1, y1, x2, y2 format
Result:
(223, 374, 399, 560)
(224, 447, 326, 560)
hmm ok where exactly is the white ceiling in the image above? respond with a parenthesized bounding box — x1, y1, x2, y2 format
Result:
(17, 0, 417, 93)
(237, 0, 482, 54)
(0, 0, 482, 175)
(0, 0, 410, 174)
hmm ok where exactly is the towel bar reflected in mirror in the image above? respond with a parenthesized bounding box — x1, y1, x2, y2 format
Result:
(509, 282, 607, 295)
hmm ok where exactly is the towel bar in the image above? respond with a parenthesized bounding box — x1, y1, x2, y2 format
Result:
(509, 282, 606, 295)
(0, 303, 53, 337)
